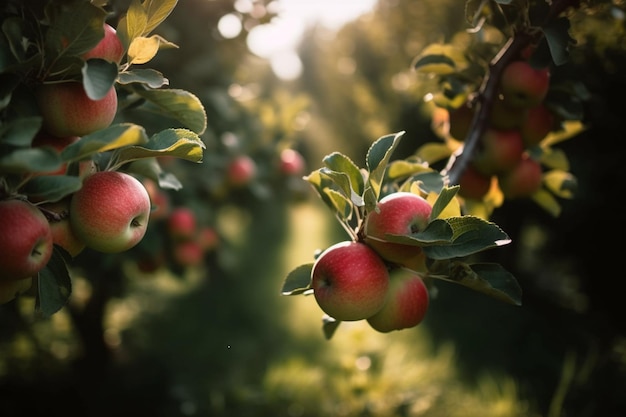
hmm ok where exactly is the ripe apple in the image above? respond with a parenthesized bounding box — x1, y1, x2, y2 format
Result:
(31, 132, 80, 175)
(82, 23, 125, 64)
(489, 96, 528, 130)
(279, 148, 306, 176)
(366, 269, 429, 333)
(498, 154, 543, 199)
(227, 155, 257, 187)
(447, 103, 474, 141)
(0, 278, 33, 304)
(0, 199, 54, 281)
(458, 163, 493, 200)
(69, 171, 151, 253)
(197, 226, 219, 251)
(172, 240, 204, 267)
(310, 241, 390, 321)
(520, 104, 555, 147)
(36, 82, 118, 138)
(143, 179, 171, 221)
(40, 198, 86, 257)
(167, 207, 197, 240)
(472, 128, 524, 176)
(499, 60, 550, 109)
(363, 192, 432, 272)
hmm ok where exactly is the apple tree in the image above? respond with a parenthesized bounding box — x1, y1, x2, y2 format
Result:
(281, 0, 590, 339)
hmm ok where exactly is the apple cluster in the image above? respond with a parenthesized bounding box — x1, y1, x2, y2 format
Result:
(0, 24, 155, 303)
(311, 192, 431, 333)
(449, 53, 556, 201)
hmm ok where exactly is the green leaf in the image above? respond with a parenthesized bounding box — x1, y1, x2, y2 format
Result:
(542, 17, 575, 66)
(429, 260, 522, 305)
(132, 87, 207, 134)
(143, 0, 179, 36)
(124, 157, 183, 191)
(82, 59, 119, 100)
(429, 186, 460, 220)
(323, 152, 365, 197)
(382, 218, 454, 246)
(36, 247, 72, 317)
(117, 68, 169, 88)
(44, 2, 107, 59)
(60, 123, 149, 161)
(113, 128, 205, 166)
(386, 159, 431, 182)
(281, 263, 313, 295)
(322, 188, 353, 221)
(0, 147, 62, 174)
(322, 315, 341, 340)
(2, 17, 29, 64)
(364, 131, 404, 210)
(21, 175, 83, 203)
(319, 167, 364, 207)
(423, 216, 511, 260)
(0, 116, 42, 147)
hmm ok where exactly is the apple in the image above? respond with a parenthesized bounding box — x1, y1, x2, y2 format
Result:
(520, 104, 555, 147)
(227, 155, 257, 187)
(279, 148, 306, 176)
(167, 207, 197, 240)
(447, 103, 474, 141)
(197, 226, 219, 251)
(0, 199, 54, 281)
(472, 128, 524, 176)
(363, 192, 432, 272)
(488, 96, 528, 130)
(366, 269, 429, 333)
(31, 132, 80, 175)
(0, 278, 33, 305)
(498, 154, 543, 199)
(458, 163, 493, 200)
(172, 240, 204, 267)
(69, 171, 151, 253)
(143, 179, 171, 221)
(310, 241, 390, 321)
(82, 23, 125, 64)
(499, 60, 550, 109)
(36, 82, 118, 138)
(40, 198, 86, 257)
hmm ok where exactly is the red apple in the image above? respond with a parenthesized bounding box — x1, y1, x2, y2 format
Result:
(499, 60, 550, 109)
(167, 207, 197, 240)
(458, 164, 492, 200)
(172, 240, 204, 267)
(197, 226, 219, 251)
(31, 132, 80, 175)
(520, 104, 555, 147)
(0, 278, 33, 304)
(472, 128, 524, 176)
(143, 179, 171, 221)
(0, 199, 53, 281)
(311, 241, 390, 321)
(227, 155, 257, 187)
(279, 148, 306, 176)
(82, 23, 124, 64)
(363, 192, 432, 272)
(498, 154, 543, 199)
(448, 103, 474, 141)
(40, 198, 86, 257)
(69, 171, 151, 253)
(36, 82, 118, 138)
(366, 269, 429, 333)
(489, 96, 528, 130)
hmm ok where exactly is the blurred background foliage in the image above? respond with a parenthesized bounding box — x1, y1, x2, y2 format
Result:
(1, 0, 626, 416)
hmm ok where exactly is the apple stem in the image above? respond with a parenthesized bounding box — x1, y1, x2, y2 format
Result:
(38, 205, 66, 222)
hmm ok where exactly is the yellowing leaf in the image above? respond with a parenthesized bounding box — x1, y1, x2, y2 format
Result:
(427, 191, 461, 219)
(531, 188, 562, 217)
(416, 142, 454, 165)
(543, 169, 577, 199)
(543, 120, 586, 147)
(128, 36, 160, 65)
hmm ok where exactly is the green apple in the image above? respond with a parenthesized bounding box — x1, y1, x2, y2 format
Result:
(0, 199, 53, 281)
(36, 82, 118, 138)
(69, 171, 151, 253)
(472, 128, 524, 176)
(363, 192, 432, 272)
(499, 60, 550, 109)
(498, 154, 543, 199)
(82, 23, 125, 64)
(311, 241, 390, 321)
(366, 269, 429, 333)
